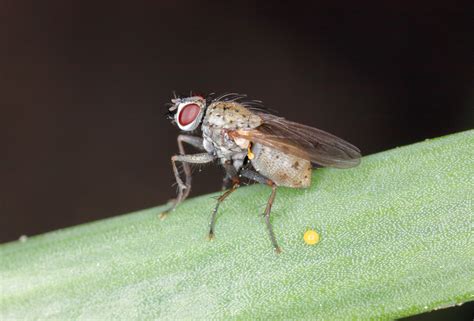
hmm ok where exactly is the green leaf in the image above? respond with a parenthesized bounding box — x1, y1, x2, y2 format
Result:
(1, 130, 473, 320)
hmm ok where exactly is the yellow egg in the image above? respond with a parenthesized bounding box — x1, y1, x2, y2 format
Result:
(304, 230, 320, 245)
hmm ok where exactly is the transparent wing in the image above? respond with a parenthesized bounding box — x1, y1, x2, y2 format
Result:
(229, 113, 361, 168)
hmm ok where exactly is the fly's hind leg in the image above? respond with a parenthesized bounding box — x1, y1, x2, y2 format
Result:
(240, 169, 281, 254)
(209, 162, 240, 239)
(160, 152, 214, 219)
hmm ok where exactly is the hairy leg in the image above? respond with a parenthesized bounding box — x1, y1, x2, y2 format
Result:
(209, 161, 240, 238)
(176, 135, 204, 200)
(240, 169, 281, 254)
(208, 182, 240, 240)
(160, 152, 214, 219)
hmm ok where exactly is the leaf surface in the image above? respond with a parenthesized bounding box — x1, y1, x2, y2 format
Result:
(1, 130, 473, 320)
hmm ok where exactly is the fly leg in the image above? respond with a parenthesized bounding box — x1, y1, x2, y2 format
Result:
(240, 169, 281, 254)
(160, 152, 214, 219)
(175, 135, 205, 201)
(221, 174, 231, 191)
(209, 162, 240, 239)
(160, 135, 204, 219)
(221, 160, 236, 191)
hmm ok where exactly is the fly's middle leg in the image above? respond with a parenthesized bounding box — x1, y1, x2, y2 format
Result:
(208, 182, 239, 240)
(160, 152, 214, 219)
(221, 159, 240, 191)
(240, 169, 281, 254)
(209, 162, 240, 239)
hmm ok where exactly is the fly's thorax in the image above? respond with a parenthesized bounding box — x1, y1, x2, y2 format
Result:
(203, 101, 262, 130)
(201, 101, 261, 161)
(251, 143, 312, 188)
(201, 123, 246, 160)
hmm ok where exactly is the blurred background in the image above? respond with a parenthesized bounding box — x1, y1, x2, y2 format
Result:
(1, 1, 472, 319)
(1, 1, 473, 234)
(2, 0, 473, 240)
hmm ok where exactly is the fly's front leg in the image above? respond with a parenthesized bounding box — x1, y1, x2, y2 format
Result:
(240, 169, 281, 254)
(160, 135, 204, 218)
(176, 135, 204, 200)
(177, 135, 204, 154)
(160, 152, 214, 219)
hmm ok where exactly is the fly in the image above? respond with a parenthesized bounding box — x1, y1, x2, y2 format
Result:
(161, 93, 361, 253)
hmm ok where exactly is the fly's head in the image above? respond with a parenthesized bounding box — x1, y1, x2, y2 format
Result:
(167, 95, 207, 131)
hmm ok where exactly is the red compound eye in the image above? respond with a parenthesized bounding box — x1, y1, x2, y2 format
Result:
(178, 103, 201, 126)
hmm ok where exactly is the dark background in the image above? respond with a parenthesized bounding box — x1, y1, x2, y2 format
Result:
(1, 1, 473, 318)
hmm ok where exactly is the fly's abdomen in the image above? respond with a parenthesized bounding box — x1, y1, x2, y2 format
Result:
(251, 143, 312, 188)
